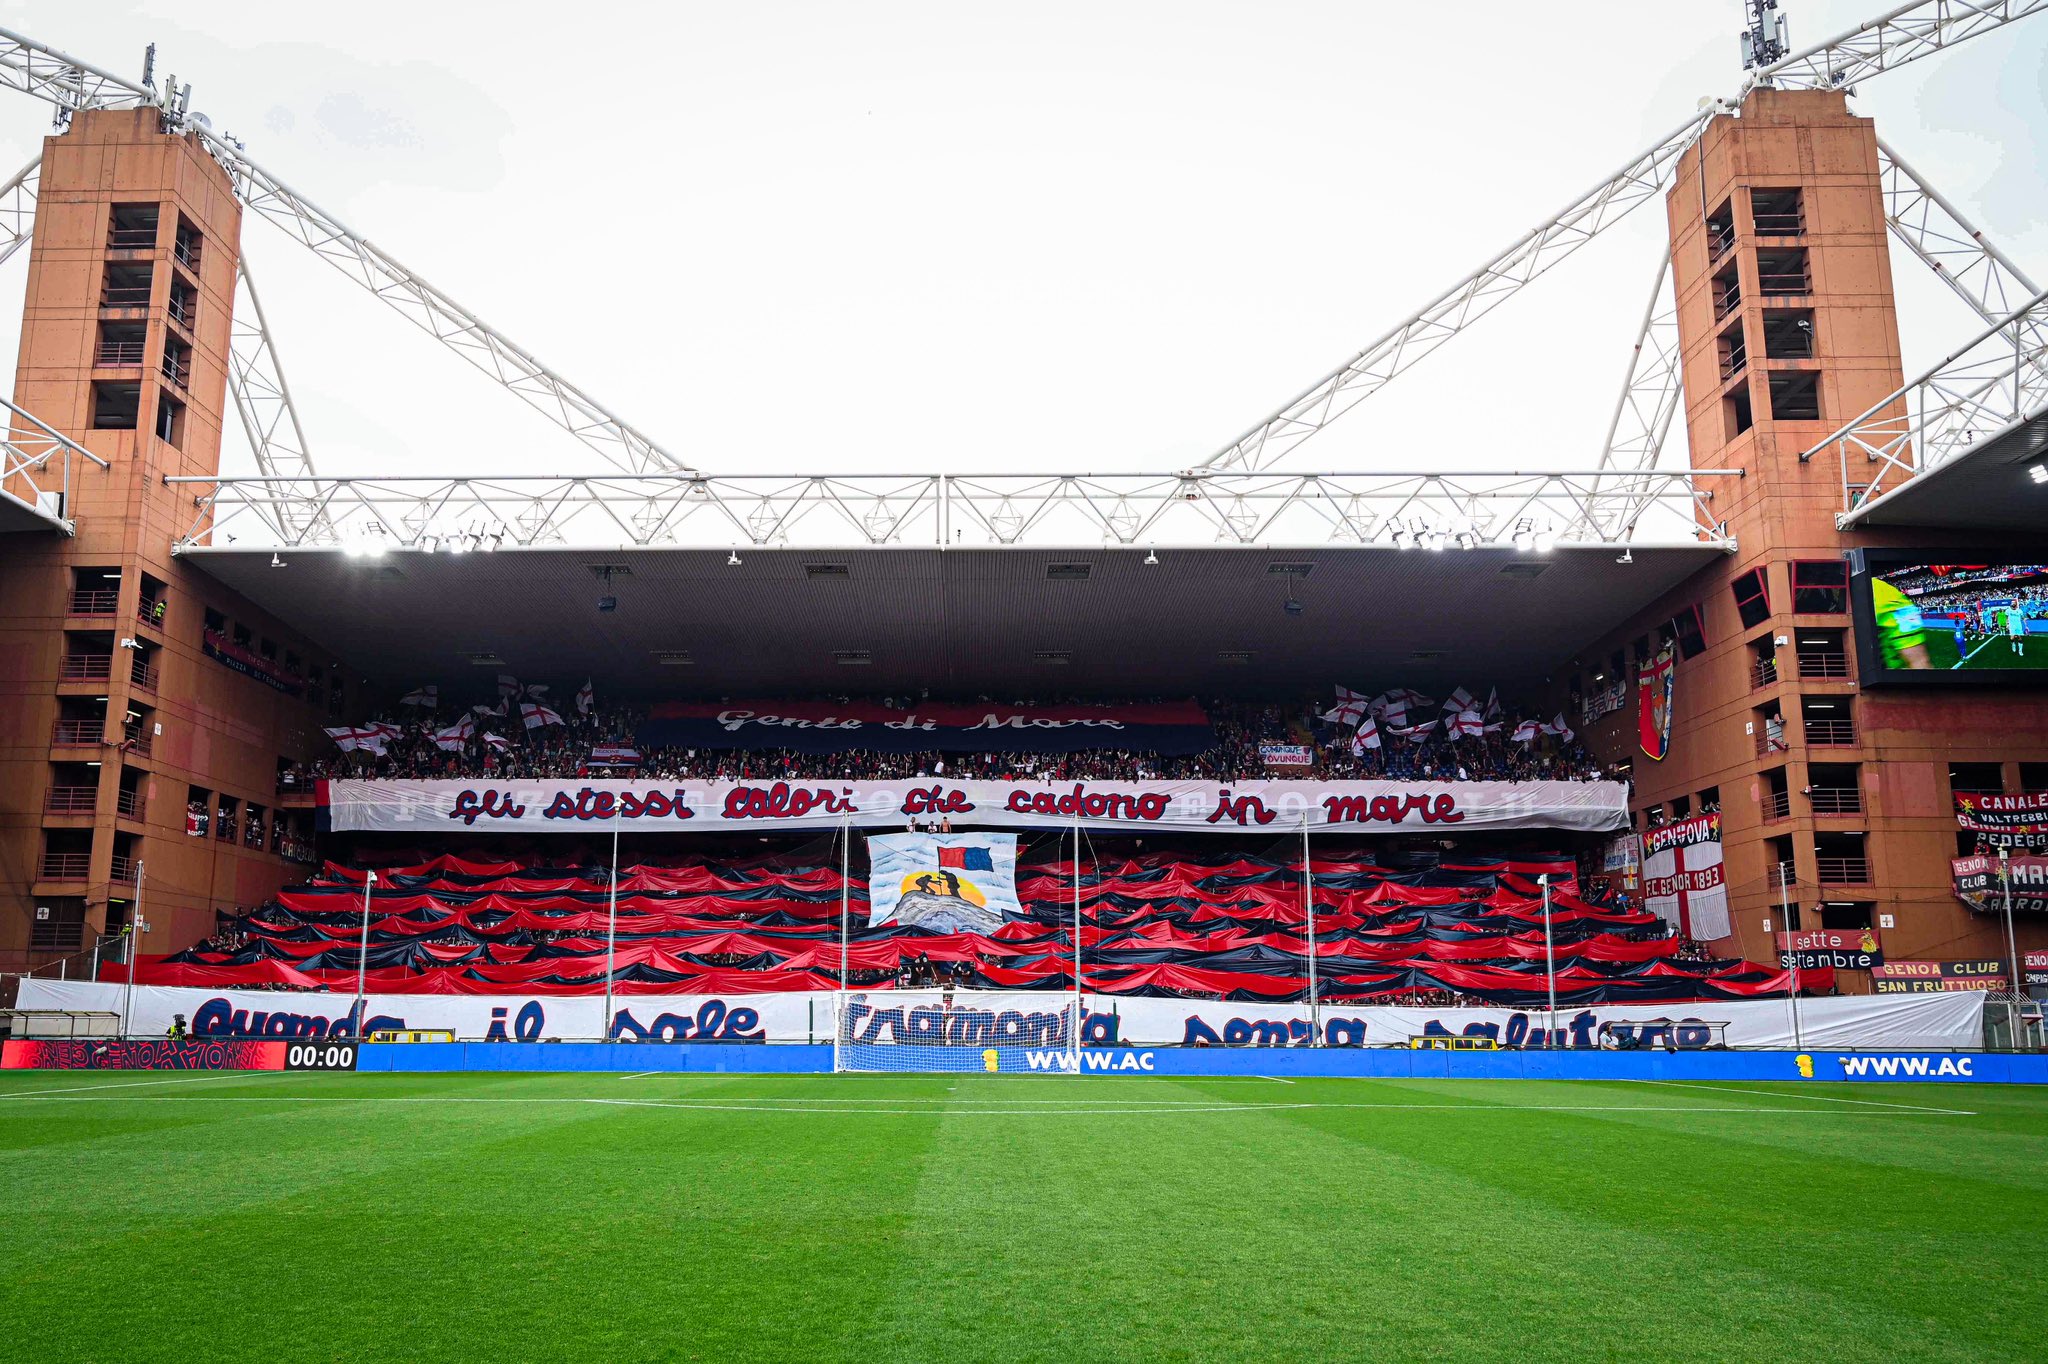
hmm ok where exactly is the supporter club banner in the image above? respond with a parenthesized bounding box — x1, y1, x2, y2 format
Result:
(1637, 646, 1675, 762)
(1955, 793, 2048, 852)
(16, 980, 1987, 1053)
(637, 700, 1213, 755)
(1951, 853, 2048, 915)
(320, 777, 1629, 834)
(867, 833, 1021, 932)
(1642, 813, 1730, 941)
(1873, 960, 2011, 993)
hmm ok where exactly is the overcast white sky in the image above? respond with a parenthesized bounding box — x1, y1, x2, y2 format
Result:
(2, 1, 2043, 483)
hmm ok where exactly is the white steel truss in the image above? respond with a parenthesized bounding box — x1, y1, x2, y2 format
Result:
(1195, 112, 1713, 475)
(226, 255, 327, 539)
(1747, 0, 2048, 92)
(1589, 253, 1686, 538)
(163, 468, 1738, 554)
(0, 154, 36, 266)
(1196, 0, 2047, 476)
(0, 24, 697, 480)
(1804, 285, 2048, 516)
(1878, 137, 2042, 325)
(1, 394, 111, 533)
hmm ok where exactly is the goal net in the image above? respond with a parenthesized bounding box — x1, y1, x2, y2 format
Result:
(834, 990, 1081, 1073)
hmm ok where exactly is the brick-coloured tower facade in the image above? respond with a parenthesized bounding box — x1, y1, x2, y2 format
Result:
(0, 110, 345, 974)
(1570, 90, 2048, 976)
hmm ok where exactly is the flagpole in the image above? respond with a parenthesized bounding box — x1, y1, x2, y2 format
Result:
(1072, 812, 1084, 1068)
(354, 869, 377, 1035)
(1539, 873, 1558, 1047)
(120, 860, 145, 1037)
(1301, 814, 1319, 1046)
(602, 800, 620, 1041)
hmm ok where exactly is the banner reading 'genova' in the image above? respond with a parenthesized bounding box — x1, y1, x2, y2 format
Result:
(320, 777, 1629, 834)
(1642, 812, 1731, 941)
(637, 700, 1213, 755)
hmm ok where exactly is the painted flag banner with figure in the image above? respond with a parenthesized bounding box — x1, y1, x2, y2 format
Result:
(1638, 644, 1675, 761)
(867, 833, 1021, 932)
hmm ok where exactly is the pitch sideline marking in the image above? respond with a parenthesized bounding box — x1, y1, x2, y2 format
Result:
(1627, 1079, 1974, 1116)
(617, 1071, 660, 1080)
(1258, 1076, 1297, 1085)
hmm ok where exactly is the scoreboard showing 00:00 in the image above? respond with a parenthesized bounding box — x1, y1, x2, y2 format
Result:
(284, 1041, 359, 1072)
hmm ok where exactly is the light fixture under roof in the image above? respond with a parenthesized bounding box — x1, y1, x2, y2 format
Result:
(833, 649, 873, 666)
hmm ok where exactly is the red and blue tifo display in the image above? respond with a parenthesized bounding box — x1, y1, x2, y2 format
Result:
(126, 850, 1818, 1007)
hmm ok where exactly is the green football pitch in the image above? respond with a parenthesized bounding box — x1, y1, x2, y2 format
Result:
(3, 1070, 2045, 1363)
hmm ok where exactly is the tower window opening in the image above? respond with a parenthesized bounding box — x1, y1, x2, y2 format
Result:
(1712, 261, 1741, 319)
(154, 390, 186, 446)
(1762, 310, 1815, 359)
(167, 281, 197, 330)
(173, 214, 204, 273)
(160, 336, 192, 388)
(1717, 322, 1748, 382)
(1705, 197, 1736, 258)
(96, 322, 146, 367)
(106, 203, 160, 251)
(101, 263, 153, 309)
(1750, 187, 1805, 236)
(1756, 248, 1811, 296)
(1768, 370, 1822, 421)
(91, 382, 141, 430)
(1723, 383, 1754, 439)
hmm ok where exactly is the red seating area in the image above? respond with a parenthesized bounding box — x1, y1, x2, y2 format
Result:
(135, 851, 1821, 1004)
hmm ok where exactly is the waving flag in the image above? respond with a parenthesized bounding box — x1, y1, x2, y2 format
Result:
(524, 683, 550, 699)
(323, 726, 390, 756)
(1511, 719, 1542, 744)
(1388, 717, 1437, 742)
(472, 700, 506, 718)
(400, 684, 438, 707)
(1542, 712, 1576, 744)
(1448, 707, 1486, 739)
(1350, 718, 1381, 753)
(1321, 685, 1371, 727)
(1484, 687, 1503, 720)
(1442, 686, 1474, 716)
(432, 716, 474, 752)
(482, 731, 511, 751)
(576, 679, 595, 716)
(521, 702, 565, 730)
(497, 674, 521, 698)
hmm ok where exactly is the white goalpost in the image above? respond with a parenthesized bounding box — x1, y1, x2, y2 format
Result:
(833, 990, 1082, 1073)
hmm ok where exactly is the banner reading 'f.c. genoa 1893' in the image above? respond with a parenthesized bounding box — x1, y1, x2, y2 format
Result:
(637, 700, 1214, 755)
(319, 778, 1629, 835)
(1642, 812, 1730, 942)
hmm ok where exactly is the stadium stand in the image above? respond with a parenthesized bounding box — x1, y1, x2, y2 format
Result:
(137, 850, 1820, 1004)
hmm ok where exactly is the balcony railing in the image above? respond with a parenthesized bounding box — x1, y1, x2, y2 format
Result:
(39, 853, 90, 881)
(166, 294, 196, 328)
(137, 600, 165, 628)
(1719, 345, 1748, 381)
(174, 237, 202, 271)
(1816, 856, 1871, 885)
(1797, 651, 1850, 680)
(130, 659, 159, 691)
(1706, 223, 1737, 258)
(94, 340, 145, 366)
(214, 820, 237, 844)
(121, 727, 152, 758)
(109, 854, 139, 883)
(1751, 658, 1779, 688)
(1804, 718, 1857, 746)
(1753, 211, 1806, 236)
(67, 589, 117, 615)
(115, 789, 146, 820)
(161, 355, 188, 387)
(59, 654, 112, 682)
(100, 284, 152, 307)
(1767, 862, 1795, 891)
(1808, 787, 1863, 816)
(45, 786, 98, 814)
(1714, 283, 1741, 319)
(1759, 271, 1811, 296)
(1760, 790, 1791, 821)
(52, 719, 102, 746)
(106, 226, 157, 250)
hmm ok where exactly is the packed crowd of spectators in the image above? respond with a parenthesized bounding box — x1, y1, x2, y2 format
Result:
(280, 693, 1620, 789)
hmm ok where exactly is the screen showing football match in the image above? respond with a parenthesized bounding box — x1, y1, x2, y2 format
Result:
(1867, 562, 2048, 674)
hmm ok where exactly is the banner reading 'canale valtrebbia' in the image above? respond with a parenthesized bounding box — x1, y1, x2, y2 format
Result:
(319, 777, 1628, 834)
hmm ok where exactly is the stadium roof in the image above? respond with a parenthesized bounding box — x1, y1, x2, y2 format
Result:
(1836, 408, 2048, 531)
(181, 542, 1727, 699)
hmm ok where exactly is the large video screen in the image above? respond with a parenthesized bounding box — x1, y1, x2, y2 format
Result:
(1851, 552, 2048, 685)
